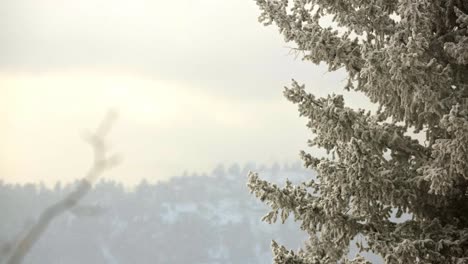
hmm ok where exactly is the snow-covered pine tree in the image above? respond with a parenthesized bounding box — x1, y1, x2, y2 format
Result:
(247, 1, 468, 263)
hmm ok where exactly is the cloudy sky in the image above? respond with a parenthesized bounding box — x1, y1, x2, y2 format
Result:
(0, 0, 369, 186)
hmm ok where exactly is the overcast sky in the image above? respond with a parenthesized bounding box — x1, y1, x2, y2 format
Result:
(0, 0, 370, 186)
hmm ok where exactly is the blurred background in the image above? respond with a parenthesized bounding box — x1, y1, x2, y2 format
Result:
(0, 163, 312, 263)
(0, 0, 374, 263)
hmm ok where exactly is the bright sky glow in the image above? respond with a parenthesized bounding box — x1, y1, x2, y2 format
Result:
(0, 0, 369, 186)
(0, 71, 313, 186)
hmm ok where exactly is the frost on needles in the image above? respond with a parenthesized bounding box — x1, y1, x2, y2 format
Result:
(247, 0, 468, 263)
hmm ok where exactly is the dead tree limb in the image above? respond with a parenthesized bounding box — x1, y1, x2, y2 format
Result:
(6, 111, 119, 264)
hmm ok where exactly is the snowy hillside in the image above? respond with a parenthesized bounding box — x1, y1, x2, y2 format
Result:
(0, 163, 312, 263)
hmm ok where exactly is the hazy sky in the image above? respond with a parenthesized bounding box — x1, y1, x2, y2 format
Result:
(0, 0, 369, 186)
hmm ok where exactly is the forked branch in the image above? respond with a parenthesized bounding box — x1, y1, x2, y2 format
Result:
(6, 111, 119, 264)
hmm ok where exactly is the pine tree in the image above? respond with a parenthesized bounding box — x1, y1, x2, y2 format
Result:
(247, 1, 468, 263)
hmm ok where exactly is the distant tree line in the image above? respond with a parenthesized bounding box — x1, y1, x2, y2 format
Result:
(0, 162, 309, 264)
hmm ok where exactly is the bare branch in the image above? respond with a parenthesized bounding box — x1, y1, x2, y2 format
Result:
(6, 111, 119, 264)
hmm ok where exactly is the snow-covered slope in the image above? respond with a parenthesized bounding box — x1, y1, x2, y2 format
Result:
(0, 163, 312, 264)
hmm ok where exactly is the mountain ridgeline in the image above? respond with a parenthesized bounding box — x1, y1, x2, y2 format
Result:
(1, 163, 312, 264)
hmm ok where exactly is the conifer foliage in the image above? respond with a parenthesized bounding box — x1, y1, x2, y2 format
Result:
(248, 0, 468, 263)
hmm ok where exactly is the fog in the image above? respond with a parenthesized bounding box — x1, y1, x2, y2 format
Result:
(1, 164, 310, 263)
(1, 0, 375, 263)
